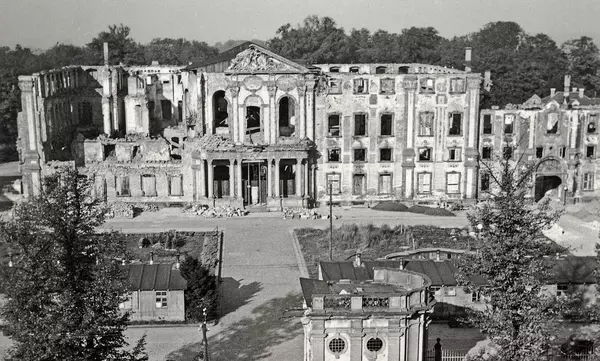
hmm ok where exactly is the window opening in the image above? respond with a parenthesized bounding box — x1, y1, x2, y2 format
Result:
(328, 115, 340, 136)
(354, 114, 367, 136)
(354, 148, 366, 162)
(483, 114, 492, 134)
(419, 147, 432, 161)
(380, 114, 392, 135)
(246, 106, 261, 134)
(536, 147, 544, 158)
(328, 148, 341, 162)
(449, 113, 462, 135)
(278, 96, 296, 137)
(419, 112, 434, 136)
(366, 338, 383, 352)
(380, 148, 392, 161)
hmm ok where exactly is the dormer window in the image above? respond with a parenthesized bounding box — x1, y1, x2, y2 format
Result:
(349, 66, 360, 73)
(329, 66, 340, 73)
(353, 78, 368, 94)
(398, 66, 410, 74)
(420, 78, 435, 93)
(375, 66, 387, 74)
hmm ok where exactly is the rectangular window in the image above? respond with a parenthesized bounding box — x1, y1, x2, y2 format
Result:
(559, 146, 566, 158)
(353, 78, 368, 94)
(169, 175, 183, 196)
(481, 172, 490, 191)
(417, 173, 432, 194)
(503, 146, 513, 160)
(482, 146, 492, 160)
(420, 78, 435, 93)
(380, 78, 395, 94)
(547, 113, 559, 134)
(352, 174, 366, 195)
(328, 115, 340, 137)
(583, 172, 594, 191)
(483, 114, 492, 134)
(115, 175, 130, 197)
(504, 114, 515, 134)
(353, 148, 366, 162)
(471, 291, 481, 303)
(449, 113, 462, 135)
(449, 78, 466, 93)
(446, 172, 461, 194)
(326, 173, 341, 194)
(155, 291, 167, 308)
(354, 114, 367, 136)
(379, 174, 392, 194)
(536, 147, 544, 159)
(380, 148, 392, 162)
(141, 174, 157, 197)
(444, 287, 457, 297)
(418, 147, 432, 161)
(586, 146, 595, 158)
(329, 78, 342, 94)
(448, 148, 461, 161)
(380, 114, 393, 136)
(328, 148, 341, 162)
(589, 114, 598, 133)
(419, 111, 434, 136)
(430, 286, 441, 295)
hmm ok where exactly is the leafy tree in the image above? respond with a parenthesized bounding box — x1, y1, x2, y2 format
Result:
(562, 36, 600, 96)
(0, 167, 147, 360)
(213, 39, 266, 53)
(179, 256, 218, 321)
(87, 24, 145, 65)
(458, 146, 568, 360)
(143, 38, 218, 65)
(40, 43, 94, 69)
(397, 26, 442, 64)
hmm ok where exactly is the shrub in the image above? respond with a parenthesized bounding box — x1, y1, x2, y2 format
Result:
(372, 201, 409, 212)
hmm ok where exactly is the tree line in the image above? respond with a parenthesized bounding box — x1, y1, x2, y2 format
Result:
(1, 17, 599, 161)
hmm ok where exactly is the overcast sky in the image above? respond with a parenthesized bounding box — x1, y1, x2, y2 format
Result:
(1, 0, 598, 50)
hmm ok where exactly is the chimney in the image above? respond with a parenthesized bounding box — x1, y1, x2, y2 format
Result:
(465, 47, 472, 72)
(354, 251, 362, 267)
(399, 257, 405, 270)
(436, 250, 441, 261)
(572, 87, 578, 94)
(121, 259, 126, 266)
(176, 253, 181, 269)
(150, 252, 154, 265)
(8, 253, 13, 268)
(564, 75, 571, 94)
(550, 88, 556, 97)
(103, 42, 109, 67)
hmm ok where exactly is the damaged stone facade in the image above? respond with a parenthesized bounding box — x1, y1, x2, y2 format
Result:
(17, 42, 482, 208)
(479, 77, 600, 203)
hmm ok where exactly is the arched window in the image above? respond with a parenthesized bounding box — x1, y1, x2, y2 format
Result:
(329, 66, 340, 73)
(212, 91, 229, 134)
(278, 96, 296, 137)
(375, 66, 387, 74)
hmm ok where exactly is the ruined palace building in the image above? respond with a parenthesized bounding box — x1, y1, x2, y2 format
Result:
(16, 42, 600, 207)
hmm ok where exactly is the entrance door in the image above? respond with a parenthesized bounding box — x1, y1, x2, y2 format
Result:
(242, 161, 267, 206)
(534, 175, 562, 202)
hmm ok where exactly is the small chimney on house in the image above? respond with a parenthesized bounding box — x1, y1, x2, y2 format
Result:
(579, 88, 585, 98)
(150, 252, 154, 265)
(151, 60, 159, 66)
(175, 253, 181, 269)
(436, 250, 441, 262)
(103, 42, 109, 67)
(354, 251, 362, 267)
(564, 75, 571, 94)
(572, 87, 578, 94)
(465, 47, 472, 72)
(399, 257, 405, 270)
(121, 259, 126, 266)
(550, 88, 556, 97)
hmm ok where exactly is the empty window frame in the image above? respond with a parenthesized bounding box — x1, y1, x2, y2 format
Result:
(559, 146, 566, 158)
(352, 174, 366, 195)
(480, 172, 490, 191)
(419, 147, 432, 161)
(419, 111, 434, 136)
(169, 174, 183, 196)
(420, 78, 435, 93)
(536, 147, 544, 159)
(504, 114, 515, 134)
(353, 148, 366, 162)
(349, 66, 360, 73)
(482, 114, 493, 134)
(449, 78, 466, 93)
(375, 66, 387, 74)
(329, 66, 340, 73)
(353, 78, 368, 94)
(380, 148, 392, 162)
(115, 175, 130, 197)
(380, 78, 395, 94)
(446, 172, 461, 194)
(326, 173, 341, 194)
(589, 114, 598, 133)
(379, 173, 392, 194)
(582, 172, 594, 191)
(328, 148, 341, 162)
(481, 146, 492, 160)
(398, 66, 410, 74)
(246, 106, 261, 134)
(328, 114, 341, 136)
(449, 113, 462, 135)
(448, 147, 461, 161)
(586, 145, 595, 158)
(557, 284, 569, 297)
(417, 173, 432, 194)
(141, 174, 157, 197)
(329, 78, 342, 94)
(547, 112, 559, 134)
(354, 114, 367, 136)
(380, 113, 393, 136)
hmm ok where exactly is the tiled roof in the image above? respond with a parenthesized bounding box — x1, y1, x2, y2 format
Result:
(541, 91, 600, 107)
(300, 278, 330, 307)
(122, 263, 187, 291)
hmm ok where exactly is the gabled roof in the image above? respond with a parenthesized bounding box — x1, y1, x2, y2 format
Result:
(541, 91, 600, 107)
(122, 263, 187, 291)
(300, 278, 331, 307)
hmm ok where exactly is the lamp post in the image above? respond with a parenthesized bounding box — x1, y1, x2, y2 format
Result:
(475, 223, 483, 250)
(201, 307, 209, 361)
(563, 186, 568, 206)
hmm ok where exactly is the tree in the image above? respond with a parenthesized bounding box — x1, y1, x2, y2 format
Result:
(87, 24, 145, 65)
(457, 146, 567, 360)
(179, 256, 218, 322)
(562, 36, 600, 96)
(0, 167, 147, 360)
(143, 38, 218, 65)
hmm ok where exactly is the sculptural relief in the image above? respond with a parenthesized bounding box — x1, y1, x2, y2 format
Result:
(243, 76, 263, 91)
(276, 76, 296, 92)
(227, 46, 293, 73)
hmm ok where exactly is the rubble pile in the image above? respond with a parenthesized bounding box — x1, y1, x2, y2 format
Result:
(105, 203, 134, 219)
(184, 204, 248, 218)
(282, 208, 338, 220)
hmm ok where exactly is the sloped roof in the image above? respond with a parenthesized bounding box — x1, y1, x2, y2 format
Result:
(300, 277, 331, 307)
(541, 91, 600, 107)
(553, 256, 597, 284)
(122, 263, 187, 291)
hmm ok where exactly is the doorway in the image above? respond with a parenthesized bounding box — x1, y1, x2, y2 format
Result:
(242, 161, 267, 206)
(534, 175, 562, 202)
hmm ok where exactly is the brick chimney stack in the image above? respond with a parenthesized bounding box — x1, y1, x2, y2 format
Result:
(550, 88, 556, 97)
(103, 42, 109, 67)
(150, 251, 154, 265)
(580, 88, 585, 98)
(564, 75, 571, 94)
(465, 47, 472, 72)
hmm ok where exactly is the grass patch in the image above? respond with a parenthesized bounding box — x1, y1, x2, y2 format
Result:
(112, 231, 211, 263)
(295, 224, 474, 278)
(372, 201, 456, 216)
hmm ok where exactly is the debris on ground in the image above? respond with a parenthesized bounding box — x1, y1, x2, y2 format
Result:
(282, 207, 339, 220)
(183, 204, 248, 218)
(105, 203, 134, 219)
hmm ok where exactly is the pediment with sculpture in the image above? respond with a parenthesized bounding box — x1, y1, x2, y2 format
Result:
(226, 45, 308, 74)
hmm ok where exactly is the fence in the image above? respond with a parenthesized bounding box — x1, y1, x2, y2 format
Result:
(426, 345, 595, 361)
(426, 348, 467, 361)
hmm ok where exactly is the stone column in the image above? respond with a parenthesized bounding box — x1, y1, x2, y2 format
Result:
(207, 159, 214, 199)
(465, 76, 482, 200)
(349, 319, 363, 361)
(297, 81, 306, 139)
(304, 160, 309, 198)
(403, 76, 418, 199)
(236, 158, 243, 200)
(267, 82, 276, 144)
(274, 158, 280, 197)
(229, 159, 235, 197)
(267, 158, 273, 197)
(305, 77, 316, 140)
(229, 84, 240, 144)
(295, 158, 302, 196)
(198, 160, 206, 198)
(18, 76, 42, 197)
